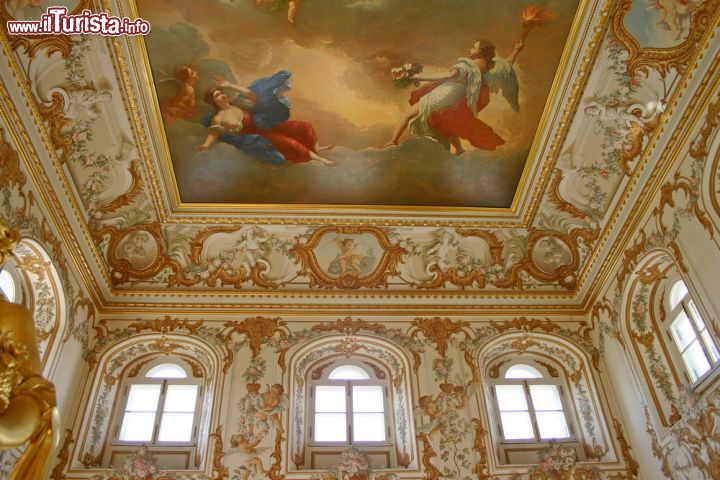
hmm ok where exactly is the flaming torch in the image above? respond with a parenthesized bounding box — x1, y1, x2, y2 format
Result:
(520, 5, 557, 41)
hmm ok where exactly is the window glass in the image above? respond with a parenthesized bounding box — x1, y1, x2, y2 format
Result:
(529, 385, 563, 410)
(499, 411, 534, 440)
(353, 413, 385, 442)
(315, 413, 347, 442)
(505, 364, 543, 379)
(120, 412, 157, 441)
(352, 386, 384, 412)
(495, 385, 528, 411)
(683, 341, 712, 381)
(328, 365, 370, 380)
(119, 384, 162, 441)
(671, 312, 697, 350)
(702, 330, 720, 363)
(315, 386, 346, 412)
(164, 385, 198, 412)
(536, 411, 570, 439)
(669, 281, 689, 310)
(158, 413, 195, 442)
(146, 363, 188, 379)
(0, 270, 16, 303)
(126, 384, 161, 411)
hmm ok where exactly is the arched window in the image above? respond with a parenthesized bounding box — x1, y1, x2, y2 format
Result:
(0, 268, 17, 303)
(491, 361, 573, 442)
(310, 360, 389, 445)
(110, 358, 203, 459)
(667, 279, 719, 383)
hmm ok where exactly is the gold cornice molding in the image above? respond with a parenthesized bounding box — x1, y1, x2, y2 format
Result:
(581, 47, 720, 312)
(94, 303, 588, 317)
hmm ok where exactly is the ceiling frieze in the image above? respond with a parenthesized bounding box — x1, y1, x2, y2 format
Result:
(0, 0, 717, 312)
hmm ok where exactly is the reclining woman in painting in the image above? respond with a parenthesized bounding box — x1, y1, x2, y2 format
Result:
(387, 39, 524, 156)
(197, 73, 335, 166)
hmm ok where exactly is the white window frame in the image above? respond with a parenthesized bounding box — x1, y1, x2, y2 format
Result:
(112, 360, 203, 447)
(489, 360, 576, 444)
(666, 279, 720, 385)
(308, 361, 392, 447)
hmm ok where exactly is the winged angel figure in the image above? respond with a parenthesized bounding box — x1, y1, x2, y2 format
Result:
(388, 39, 524, 155)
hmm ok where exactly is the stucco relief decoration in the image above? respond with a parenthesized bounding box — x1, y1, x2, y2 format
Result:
(290, 226, 405, 289)
(0, 0, 92, 58)
(611, 0, 720, 78)
(101, 223, 165, 284)
(644, 387, 720, 480)
(93, 446, 175, 480)
(525, 442, 601, 480)
(398, 228, 504, 289)
(478, 333, 610, 462)
(313, 448, 398, 480)
(80, 336, 219, 467)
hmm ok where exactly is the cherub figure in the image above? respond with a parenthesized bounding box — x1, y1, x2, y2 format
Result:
(235, 227, 271, 273)
(333, 238, 364, 274)
(256, 383, 288, 434)
(425, 229, 459, 272)
(161, 65, 200, 124)
(648, 0, 700, 40)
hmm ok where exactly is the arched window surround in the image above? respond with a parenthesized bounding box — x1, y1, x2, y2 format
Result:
(287, 335, 417, 472)
(74, 334, 221, 472)
(477, 332, 616, 466)
(621, 250, 720, 431)
(7, 238, 66, 375)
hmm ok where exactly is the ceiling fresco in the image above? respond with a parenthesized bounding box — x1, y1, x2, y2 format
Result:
(0, 0, 717, 306)
(139, 0, 580, 208)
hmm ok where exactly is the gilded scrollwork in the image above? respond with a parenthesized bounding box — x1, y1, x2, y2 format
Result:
(611, 0, 720, 77)
(0, 1, 92, 58)
(410, 317, 469, 357)
(290, 226, 405, 289)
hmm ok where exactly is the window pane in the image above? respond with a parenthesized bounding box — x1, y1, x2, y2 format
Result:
(536, 411, 571, 439)
(0, 270, 16, 303)
(147, 363, 188, 379)
(505, 364, 542, 379)
(126, 384, 161, 412)
(353, 386, 384, 413)
(701, 329, 720, 363)
(683, 340, 712, 381)
(688, 301, 707, 329)
(353, 413, 385, 441)
(500, 412, 534, 440)
(495, 385, 528, 411)
(671, 312, 697, 350)
(164, 385, 198, 412)
(329, 365, 370, 380)
(315, 413, 347, 441)
(315, 386, 346, 412)
(529, 385, 563, 410)
(158, 412, 194, 442)
(669, 281, 688, 310)
(119, 412, 156, 441)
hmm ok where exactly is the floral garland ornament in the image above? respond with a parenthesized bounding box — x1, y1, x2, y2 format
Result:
(95, 446, 174, 480)
(313, 448, 398, 480)
(526, 442, 600, 480)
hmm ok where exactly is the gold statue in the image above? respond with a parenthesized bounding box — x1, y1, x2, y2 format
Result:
(0, 219, 59, 480)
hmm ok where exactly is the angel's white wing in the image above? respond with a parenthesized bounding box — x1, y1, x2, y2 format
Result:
(484, 58, 520, 112)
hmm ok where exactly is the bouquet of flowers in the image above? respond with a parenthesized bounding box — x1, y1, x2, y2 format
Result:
(391, 63, 423, 89)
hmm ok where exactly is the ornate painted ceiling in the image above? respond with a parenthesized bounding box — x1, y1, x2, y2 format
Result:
(0, 0, 718, 314)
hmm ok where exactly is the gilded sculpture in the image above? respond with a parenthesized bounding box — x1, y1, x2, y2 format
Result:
(0, 220, 59, 479)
